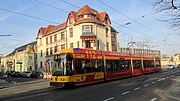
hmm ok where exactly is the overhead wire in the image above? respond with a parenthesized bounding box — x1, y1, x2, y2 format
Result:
(31, 0, 51, 23)
(97, 0, 167, 38)
(0, 7, 59, 24)
(57, 0, 161, 43)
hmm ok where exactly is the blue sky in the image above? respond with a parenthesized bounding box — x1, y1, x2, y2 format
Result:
(0, 0, 179, 56)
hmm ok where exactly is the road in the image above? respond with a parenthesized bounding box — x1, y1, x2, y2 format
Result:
(0, 68, 179, 101)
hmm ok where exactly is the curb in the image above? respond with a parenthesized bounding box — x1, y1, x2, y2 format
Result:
(0, 86, 7, 89)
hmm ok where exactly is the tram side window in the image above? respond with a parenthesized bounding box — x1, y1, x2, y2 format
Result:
(119, 60, 125, 70)
(106, 60, 114, 71)
(114, 60, 119, 70)
(75, 59, 103, 74)
(155, 60, 160, 67)
(150, 60, 155, 67)
(75, 59, 83, 74)
(143, 60, 154, 68)
(84, 60, 95, 73)
(97, 60, 103, 72)
(143, 60, 148, 68)
(133, 60, 141, 68)
(124, 60, 130, 69)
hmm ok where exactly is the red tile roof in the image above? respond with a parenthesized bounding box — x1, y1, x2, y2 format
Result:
(78, 5, 99, 15)
(37, 5, 110, 37)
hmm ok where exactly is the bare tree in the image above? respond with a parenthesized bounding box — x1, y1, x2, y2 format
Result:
(152, 0, 180, 29)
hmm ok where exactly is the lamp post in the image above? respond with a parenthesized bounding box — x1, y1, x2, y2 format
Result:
(128, 42, 135, 75)
(0, 35, 11, 36)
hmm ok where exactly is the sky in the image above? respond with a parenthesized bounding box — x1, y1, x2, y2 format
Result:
(0, 0, 179, 56)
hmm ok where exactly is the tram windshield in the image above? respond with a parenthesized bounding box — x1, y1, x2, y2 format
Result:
(53, 53, 74, 76)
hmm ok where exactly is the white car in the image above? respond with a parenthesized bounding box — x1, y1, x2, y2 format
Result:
(22, 71, 32, 78)
(167, 65, 175, 69)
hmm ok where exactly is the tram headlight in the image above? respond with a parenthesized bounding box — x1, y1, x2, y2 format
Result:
(61, 78, 65, 81)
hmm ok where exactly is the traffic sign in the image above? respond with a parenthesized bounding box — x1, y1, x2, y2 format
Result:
(8, 61, 13, 66)
(1, 65, 5, 69)
(44, 62, 48, 66)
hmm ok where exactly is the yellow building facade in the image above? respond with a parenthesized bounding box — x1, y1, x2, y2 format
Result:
(0, 41, 37, 72)
(36, 5, 119, 72)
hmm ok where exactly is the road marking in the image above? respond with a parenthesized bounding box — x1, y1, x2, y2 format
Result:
(157, 79, 161, 81)
(162, 78, 165, 80)
(151, 81, 156, 84)
(150, 98, 157, 101)
(14, 91, 26, 94)
(134, 87, 140, 90)
(5, 92, 50, 101)
(104, 97, 114, 101)
(121, 91, 130, 95)
(144, 84, 149, 87)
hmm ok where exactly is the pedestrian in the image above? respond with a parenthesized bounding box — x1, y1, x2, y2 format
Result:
(6, 71, 11, 82)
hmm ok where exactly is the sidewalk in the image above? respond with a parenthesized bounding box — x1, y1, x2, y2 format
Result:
(164, 77, 180, 101)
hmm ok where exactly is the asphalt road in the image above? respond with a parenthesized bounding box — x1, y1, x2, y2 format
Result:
(0, 68, 179, 101)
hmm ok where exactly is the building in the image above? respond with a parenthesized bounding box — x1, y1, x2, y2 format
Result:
(36, 5, 119, 72)
(0, 54, 5, 72)
(0, 41, 37, 72)
(161, 54, 180, 68)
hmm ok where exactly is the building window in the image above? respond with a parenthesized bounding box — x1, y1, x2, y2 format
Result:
(46, 37, 48, 44)
(97, 40, 99, 50)
(77, 41, 79, 48)
(46, 48, 49, 56)
(61, 44, 65, 50)
(85, 40, 91, 48)
(70, 43, 73, 48)
(40, 50, 43, 57)
(54, 34, 57, 42)
(82, 25, 93, 33)
(50, 47, 53, 55)
(106, 42, 109, 51)
(70, 28, 73, 37)
(40, 61, 42, 68)
(106, 28, 108, 37)
(54, 46, 58, 53)
(50, 36, 52, 43)
(69, 17, 73, 24)
(61, 32, 65, 40)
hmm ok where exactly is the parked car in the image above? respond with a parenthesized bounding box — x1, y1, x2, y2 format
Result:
(9, 71, 15, 77)
(177, 64, 180, 68)
(30, 71, 44, 79)
(22, 71, 32, 78)
(167, 64, 175, 69)
(0, 72, 4, 76)
(13, 71, 22, 77)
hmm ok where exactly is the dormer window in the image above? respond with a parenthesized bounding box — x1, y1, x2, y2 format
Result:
(104, 16, 108, 24)
(69, 17, 73, 24)
(87, 14, 91, 17)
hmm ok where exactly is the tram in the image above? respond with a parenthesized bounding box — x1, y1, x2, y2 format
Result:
(50, 48, 161, 88)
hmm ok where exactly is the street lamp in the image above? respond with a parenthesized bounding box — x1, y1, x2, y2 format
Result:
(0, 35, 11, 36)
(128, 42, 135, 75)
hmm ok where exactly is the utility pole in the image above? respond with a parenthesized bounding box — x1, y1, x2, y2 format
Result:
(128, 36, 135, 76)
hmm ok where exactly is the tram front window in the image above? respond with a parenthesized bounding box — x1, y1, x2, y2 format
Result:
(53, 54, 66, 76)
(53, 53, 74, 76)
